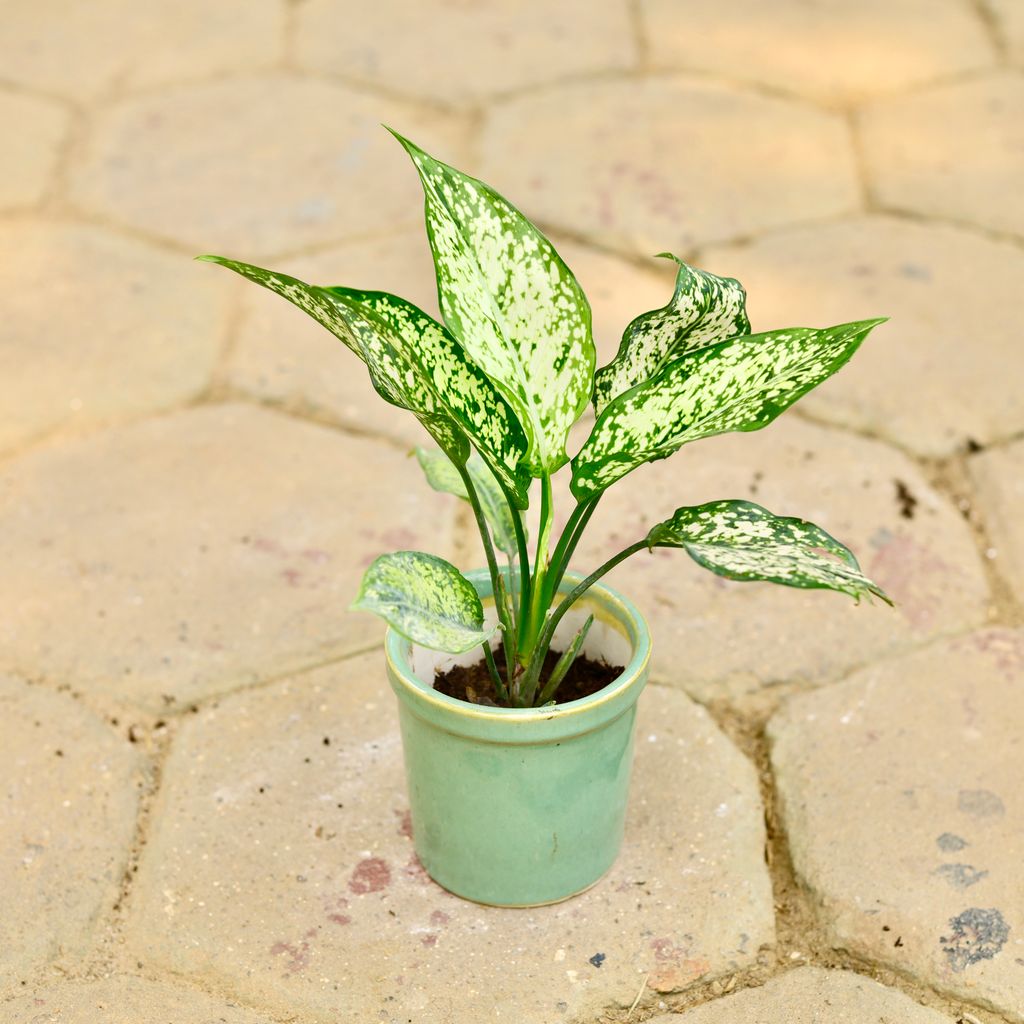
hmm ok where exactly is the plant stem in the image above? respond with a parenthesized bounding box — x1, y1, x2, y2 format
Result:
(500, 481, 532, 657)
(523, 472, 554, 655)
(546, 494, 601, 604)
(519, 539, 648, 704)
(535, 613, 593, 706)
(482, 641, 507, 702)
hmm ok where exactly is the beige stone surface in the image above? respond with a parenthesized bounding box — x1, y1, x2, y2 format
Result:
(0, 0, 283, 101)
(701, 216, 1024, 456)
(985, 0, 1024, 65)
(481, 78, 859, 257)
(225, 231, 672, 441)
(0, 222, 230, 455)
(69, 75, 468, 257)
(0, 90, 68, 209)
(2, 976, 274, 1023)
(0, 404, 456, 713)
(0, 677, 140, 975)
(295, 0, 636, 106)
(641, 0, 993, 105)
(128, 658, 773, 1022)
(567, 416, 990, 702)
(969, 439, 1024, 605)
(860, 73, 1024, 238)
(769, 629, 1024, 1020)
(651, 966, 954, 1022)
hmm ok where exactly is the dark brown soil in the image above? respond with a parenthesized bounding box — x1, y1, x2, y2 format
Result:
(433, 645, 622, 708)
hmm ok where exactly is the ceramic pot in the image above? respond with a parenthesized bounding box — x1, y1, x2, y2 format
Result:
(385, 569, 650, 907)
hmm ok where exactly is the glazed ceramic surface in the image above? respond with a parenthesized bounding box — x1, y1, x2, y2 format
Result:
(385, 570, 650, 907)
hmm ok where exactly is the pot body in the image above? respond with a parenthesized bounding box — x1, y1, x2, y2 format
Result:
(385, 570, 650, 907)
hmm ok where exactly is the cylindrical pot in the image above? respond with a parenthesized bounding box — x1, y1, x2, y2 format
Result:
(385, 569, 650, 907)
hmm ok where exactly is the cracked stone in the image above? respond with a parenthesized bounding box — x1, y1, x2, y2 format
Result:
(650, 966, 954, 1022)
(701, 215, 1024, 456)
(226, 232, 673, 443)
(0, 90, 68, 210)
(768, 629, 1024, 1020)
(295, 0, 636, 106)
(0, 404, 456, 713)
(0, 677, 140, 975)
(640, 0, 994, 104)
(2, 976, 274, 1022)
(567, 416, 990, 702)
(127, 657, 773, 1022)
(0, 0, 284, 100)
(0, 221, 230, 455)
(860, 73, 1024, 239)
(69, 75, 468, 256)
(481, 78, 858, 257)
(969, 438, 1024, 605)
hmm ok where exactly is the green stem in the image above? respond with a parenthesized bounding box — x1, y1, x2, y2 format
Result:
(547, 495, 601, 603)
(520, 540, 648, 705)
(482, 642, 507, 703)
(500, 481, 532, 656)
(535, 613, 593, 706)
(523, 473, 554, 655)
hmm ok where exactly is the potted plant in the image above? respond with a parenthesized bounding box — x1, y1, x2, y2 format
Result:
(201, 131, 889, 907)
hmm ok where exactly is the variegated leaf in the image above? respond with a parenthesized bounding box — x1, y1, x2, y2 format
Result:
(198, 256, 530, 507)
(572, 318, 886, 501)
(352, 550, 494, 653)
(647, 500, 891, 603)
(415, 446, 521, 558)
(593, 254, 750, 414)
(391, 130, 594, 476)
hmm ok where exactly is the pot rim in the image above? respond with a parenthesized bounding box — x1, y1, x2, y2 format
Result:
(385, 569, 650, 728)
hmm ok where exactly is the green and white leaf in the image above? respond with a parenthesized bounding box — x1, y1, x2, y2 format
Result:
(593, 254, 750, 414)
(647, 500, 891, 603)
(572, 318, 886, 501)
(352, 551, 495, 653)
(392, 130, 594, 476)
(197, 256, 530, 507)
(415, 446, 522, 558)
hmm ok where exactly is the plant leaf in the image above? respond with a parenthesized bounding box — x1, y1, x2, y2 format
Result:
(391, 130, 594, 476)
(593, 254, 750, 414)
(197, 257, 530, 508)
(647, 500, 892, 603)
(415, 446, 522, 558)
(352, 550, 495, 653)
(571, 318, 886, 501)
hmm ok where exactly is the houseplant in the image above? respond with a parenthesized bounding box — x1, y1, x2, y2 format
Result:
(201, 131, 889, 906)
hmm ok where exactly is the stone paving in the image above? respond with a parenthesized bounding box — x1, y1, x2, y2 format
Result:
(1, 3, 1022, 1022)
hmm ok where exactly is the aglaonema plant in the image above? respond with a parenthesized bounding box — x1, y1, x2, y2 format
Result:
(200, 129, 891, 708)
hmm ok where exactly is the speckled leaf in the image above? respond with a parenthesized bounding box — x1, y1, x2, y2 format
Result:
(572, 318, 886, 501)
(352, 551, 494, 653)
(593, 254, 750, 414)
(198, 257, 530, 507)
(415, 447, 521, 558)
(647, 500, 891, 603)
(330, 288, 531, 506)
(392, 131, 594, 476)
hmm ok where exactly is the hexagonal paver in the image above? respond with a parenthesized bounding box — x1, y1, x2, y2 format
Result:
(69, 75, 468, 257)
(0, 90, 68, 210)
(566, 416, 990, 702)
(128, 656, 773, 1022)
(860, 73, 1024, 238)
(969, 439, 1024, 605)
(0, 677, 140, 975)
(481, 78, 859, 257)
(295, 0, 636, 106)
(984, 0, 1024, 67)
(0, 0, 283, 101)
(0, 222, 230, 455)
(651, 967, 954, 1022)
(769, 629, 1024, 1020)
(640, 0, 994, 105)
(225, 231, 673, 443)
(0, 404, 456, 713)
(2, 977, 274, 1023)
(701, 215, 1024, 456)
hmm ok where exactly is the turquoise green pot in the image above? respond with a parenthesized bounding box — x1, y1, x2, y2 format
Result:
(385, 570, 650, 907)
